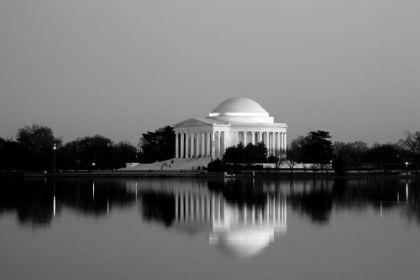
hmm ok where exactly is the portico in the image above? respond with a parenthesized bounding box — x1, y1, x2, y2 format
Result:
(174, 97, 287, 159)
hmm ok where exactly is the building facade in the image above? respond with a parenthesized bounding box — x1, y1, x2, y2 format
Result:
(173, 97, 288, 159)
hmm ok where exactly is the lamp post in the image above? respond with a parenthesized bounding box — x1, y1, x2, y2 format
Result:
(92, 162, 95, 171)
(53, 144, 56, 172)
(405, 162, 409, 174)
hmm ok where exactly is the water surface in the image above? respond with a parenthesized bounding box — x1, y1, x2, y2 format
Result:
(1, 177, 419, 280)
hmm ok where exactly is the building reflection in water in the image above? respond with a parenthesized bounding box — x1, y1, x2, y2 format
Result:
(128, 179, 287, 259)
(209, 196, 286, 259)
(177, 191, 287, 259)
(1, 177, 419, 248)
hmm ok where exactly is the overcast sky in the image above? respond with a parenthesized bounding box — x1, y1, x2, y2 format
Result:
(1, 0, 419, 146)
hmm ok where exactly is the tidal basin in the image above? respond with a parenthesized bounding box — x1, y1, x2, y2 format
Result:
(0, 177, 419, 280)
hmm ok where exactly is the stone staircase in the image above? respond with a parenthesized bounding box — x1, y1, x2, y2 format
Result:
(119, 158, 212, 171)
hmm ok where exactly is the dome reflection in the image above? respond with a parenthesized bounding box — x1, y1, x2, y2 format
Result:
(173, 187, 287, 259)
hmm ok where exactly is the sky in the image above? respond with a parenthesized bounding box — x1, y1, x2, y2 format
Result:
(0, 0, 419, 147)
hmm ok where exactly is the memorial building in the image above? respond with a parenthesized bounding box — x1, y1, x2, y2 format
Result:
(173, 97, 288, 159)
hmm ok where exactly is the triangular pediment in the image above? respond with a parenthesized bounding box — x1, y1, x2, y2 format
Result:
(173, 118, 214, 127)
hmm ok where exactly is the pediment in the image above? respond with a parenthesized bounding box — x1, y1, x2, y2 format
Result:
(174, 118, 213, 128)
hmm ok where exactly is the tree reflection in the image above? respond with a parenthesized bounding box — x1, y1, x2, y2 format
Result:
(1, 177, 419, 231)
(0, 178, 136, 228)
(0, 178, 54, 227)
(404, 179, 420, 223)
(140, 192, 175, 227)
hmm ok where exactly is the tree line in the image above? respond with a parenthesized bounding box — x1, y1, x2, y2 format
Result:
(0, 124, 138, 171)
(1, 124, 419, 175)
(0, 124, 176, 171)
(210, 130, 420, 175)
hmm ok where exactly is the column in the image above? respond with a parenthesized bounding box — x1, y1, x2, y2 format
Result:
(203, 133, 206, 157)
(258, 131, 262, 143)
(270, 132, 274, 154)
(279, 132, 283, 151)
(201, 133, 205, 157)
(220, 131, 224, 158)
(175, 133, 179, 158)
(185, 133, 189, 158)
(274, 132, 277, 151)
(190, 134, 194, 158)
(180, 133, 184, 158)
(244, 131, 247, 145)
(277, 132, 281, 151)
(271, 132, 276, 155)
(279, 132, 282, 150)
(216, 131, 220, 158)
(271, 132, 274, 154)
(206, 133, 210, 157)
(251, 131, 255, 145)
(264, 131, 270, 152)
(283, 133, 287, 150)
(195, 134, 199, 157)
(211, 132, 215, 158)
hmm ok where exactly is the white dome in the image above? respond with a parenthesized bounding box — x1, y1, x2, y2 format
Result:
(209, 228, 274, 259)
(209, 97, 269, 117)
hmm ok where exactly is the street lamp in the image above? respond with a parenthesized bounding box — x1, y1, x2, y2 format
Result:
(92, 162, 95, 171)
(405, 162, 409, 173)
(53, 144, 56, 172)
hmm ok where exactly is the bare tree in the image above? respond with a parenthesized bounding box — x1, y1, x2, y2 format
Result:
(269, 148, 287, 170)
(284, 145, 301, 174)
(333, 141, 348, 158)
(347, 141, 368, 169)
(399, 131, 420, 175)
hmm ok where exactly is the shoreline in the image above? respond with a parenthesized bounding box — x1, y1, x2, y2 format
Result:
(1, 170, 418, 179)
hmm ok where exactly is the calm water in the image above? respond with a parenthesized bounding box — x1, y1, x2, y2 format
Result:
(0, 177, 419, 280)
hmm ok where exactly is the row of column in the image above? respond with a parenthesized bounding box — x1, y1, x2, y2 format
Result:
(213, 197, 287, 227)
(175, 132, 220, 159)
(174, 192, 287, 227)
(175, 192, 219, 222)
(236, 131, 286, 155)
(175, 131, 287, 159)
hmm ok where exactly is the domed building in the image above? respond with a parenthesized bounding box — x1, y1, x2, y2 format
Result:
(173, 97, 287, 159)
